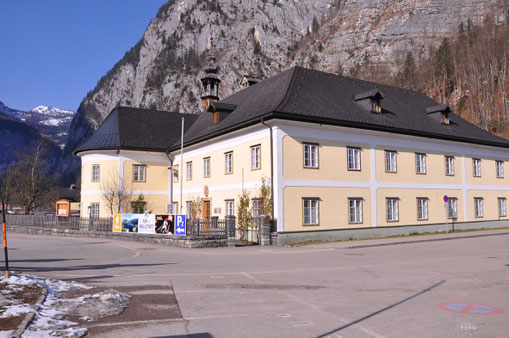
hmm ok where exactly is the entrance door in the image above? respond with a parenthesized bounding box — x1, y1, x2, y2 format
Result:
(203, 200, 211, 220)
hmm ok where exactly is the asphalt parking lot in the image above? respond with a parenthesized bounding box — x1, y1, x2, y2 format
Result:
(3, 231, 509, 337)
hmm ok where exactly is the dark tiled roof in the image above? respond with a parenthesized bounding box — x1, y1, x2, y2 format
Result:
(172, 67, 509, 149)
(354, 88, 384, 101)
(74, 106, 198, 155)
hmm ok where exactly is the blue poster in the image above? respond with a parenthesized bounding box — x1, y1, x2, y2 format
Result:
(175, 215, 186, 236)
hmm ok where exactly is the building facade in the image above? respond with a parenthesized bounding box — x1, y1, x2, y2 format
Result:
(75, 66, 509, 235)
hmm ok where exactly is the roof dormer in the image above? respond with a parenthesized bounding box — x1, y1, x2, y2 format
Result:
(354, 89, 384, 114)
(426, 104, 452, 125)
(208, 101, 237, 125)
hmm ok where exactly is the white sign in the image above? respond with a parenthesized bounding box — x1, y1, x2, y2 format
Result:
(138, 213, 156, 234)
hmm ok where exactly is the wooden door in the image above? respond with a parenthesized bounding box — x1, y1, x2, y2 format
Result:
(203, 200, 211, 220)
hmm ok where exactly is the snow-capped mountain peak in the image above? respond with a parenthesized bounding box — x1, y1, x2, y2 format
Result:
(30, 105, 75, 116)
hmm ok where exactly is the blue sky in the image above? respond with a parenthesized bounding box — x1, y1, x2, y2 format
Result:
(0, 0, 168, 112)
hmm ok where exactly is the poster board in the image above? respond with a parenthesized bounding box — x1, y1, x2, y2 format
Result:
(111, 214, 186, 235)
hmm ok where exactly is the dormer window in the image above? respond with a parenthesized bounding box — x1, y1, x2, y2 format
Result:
(354, 89, 384, 114)
(370, 99, 381, 113)
(425, 104, 452, 125)
(213, 111, 220, 124)
(209, 102, 237, 125)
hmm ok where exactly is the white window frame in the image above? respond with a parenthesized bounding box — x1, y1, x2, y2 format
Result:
(168, 202, 178, 214)
(225, 152, 233, 174)
(304, 143, 319, 168)
(203, 157, 210, 177)
(447, 198, 458, 219)
(496, 160, 504, 178)
(498, 197, 507, 217)
(251, 145, 261, 170)
(133, 164, 146, 182)
(252, 198, 263, 218)
(225, 200, 234, 216)
(303, 198, 319, 225)
(445, 156, 455, 176)
(386, 198, 399, 222)
(92, 164, 100, 182)
(186, 161, 192, 180)
(474, 197, 484, 218)
(473, 158, 482, 177)
(385, 151, 397, 173)
(348, 198, 363, 224)
(347, 147, 361, 171)
(90, 203, 100, 219)
(415, 153, 426, 174)
(417, 198, 428, 220)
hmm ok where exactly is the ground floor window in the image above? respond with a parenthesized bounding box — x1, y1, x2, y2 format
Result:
(90, 203, 100, 219)
(225, 200, 234, 216)
(186, 201, 192, 219)
(303, 198, 319, 225)
(474, 197, 483, 218)
(447, 198, 458, 219)
(131, 201, 146, 214)
(168, 202, 178, 215)
(252, 198, 263, 219)
(498, 197, 507, 217)
(348, 198, 363, 223)
(417, 198, 428, 220)
(386, 198, 399, 222)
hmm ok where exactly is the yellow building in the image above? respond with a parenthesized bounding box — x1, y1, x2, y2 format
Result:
(75, 65, 509, 239)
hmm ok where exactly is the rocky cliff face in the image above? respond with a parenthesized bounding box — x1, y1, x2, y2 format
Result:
(60, 0, 507, 183)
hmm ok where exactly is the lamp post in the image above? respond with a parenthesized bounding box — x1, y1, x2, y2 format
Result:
(2, 201, 9, 278)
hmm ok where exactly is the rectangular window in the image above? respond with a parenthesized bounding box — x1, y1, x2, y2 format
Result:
(90, 203, 100, 219)
(385, 151, 397, 172)
(225, 152, 233, 174)
(225, 200, 234, 216)
(173, 168, 179, 183)
(415, 153, 426, 174)
(133, 165, 146, 182)
(186, 201, 192, 219)
(473, 159, 482, 177)
(417, 198, 428, 220)
(347, 147, 361, 171)
(474, 197, 484, 218)
(92, 164, 100, 182)
(203, 157, 210, 177)
(251, 145, 261, 170)
(303, 198, 319, 225)
(186, 161, 192, 180)
(447, 198, 458, 219)
(131, 201, 146, 214)
(252, 198, 263, 218)
(348, 198, 363, 223)
(496, 160, 504, 178)
(303, 143, 319, 168)
(498, 197, 507, 217)
(445, 156, 455, 176)
(386, 198, 399, 222)
(168, 202, 178, 214)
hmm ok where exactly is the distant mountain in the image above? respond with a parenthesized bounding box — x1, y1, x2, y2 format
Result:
(19, 105, 75, 148)
(0, 101, 75, 149)
(0, 100, 22, 119)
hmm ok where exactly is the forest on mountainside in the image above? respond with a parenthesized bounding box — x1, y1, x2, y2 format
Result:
(350, 17, 509, 138)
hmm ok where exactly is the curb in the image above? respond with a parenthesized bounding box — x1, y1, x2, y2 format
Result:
(12, 285, 48, 338)
(345, 231, 509, 249)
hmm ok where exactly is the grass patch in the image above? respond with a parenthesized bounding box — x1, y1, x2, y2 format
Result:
(285, 226, 509, 247)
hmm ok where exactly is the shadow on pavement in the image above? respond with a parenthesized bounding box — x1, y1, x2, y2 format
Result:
(10, 262, 176, 273)
(317, 280, 446, 337)
(5, 258, 84, 263)
(153, 334, 213, 338)
(61, 275, 115, 281)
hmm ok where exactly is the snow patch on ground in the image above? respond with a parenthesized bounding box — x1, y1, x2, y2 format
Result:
(0, 274, 129, 338)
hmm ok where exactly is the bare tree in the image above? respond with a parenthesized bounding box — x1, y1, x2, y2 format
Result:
(100, 173, 132, 215)
(7, 139, 59, 214)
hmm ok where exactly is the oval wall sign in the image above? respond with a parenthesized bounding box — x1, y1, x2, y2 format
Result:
(204, 185, 209, 197)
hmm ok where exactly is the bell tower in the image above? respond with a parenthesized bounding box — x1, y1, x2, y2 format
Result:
(200, 55, 221, 112)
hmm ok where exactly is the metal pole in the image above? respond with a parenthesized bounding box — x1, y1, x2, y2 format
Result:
(180, 117, 184, 215)
(2, 202, 9, 278)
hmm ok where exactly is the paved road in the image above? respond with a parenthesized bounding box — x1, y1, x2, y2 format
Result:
(2, 232, 509, 337)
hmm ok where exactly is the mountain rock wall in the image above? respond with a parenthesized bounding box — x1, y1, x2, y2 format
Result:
(60, 0, 507, 183)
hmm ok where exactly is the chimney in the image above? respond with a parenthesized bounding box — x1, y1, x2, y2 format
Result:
(200, 55, 221, 111)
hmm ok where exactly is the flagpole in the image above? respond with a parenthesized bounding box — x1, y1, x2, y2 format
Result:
(180, 117, 184, 215)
